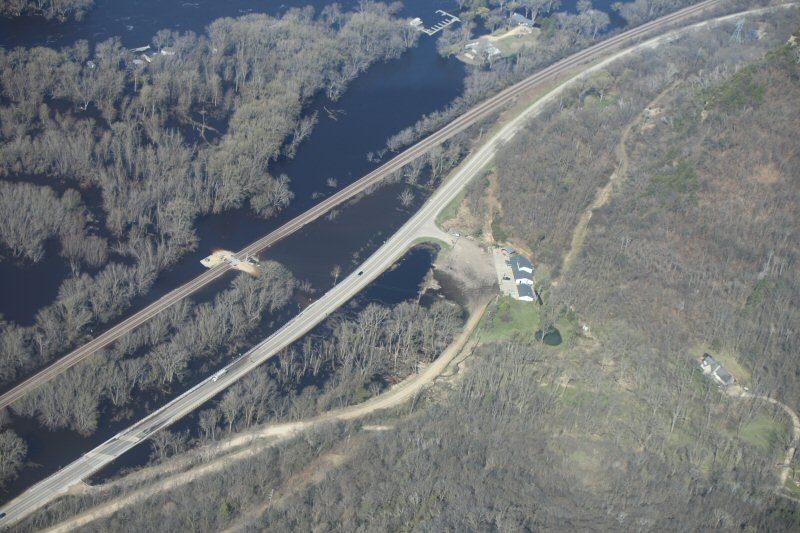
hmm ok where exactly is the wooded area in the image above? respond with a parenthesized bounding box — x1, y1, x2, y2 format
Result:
(384, 0, 774, 159)
(0, 261, 294, 487)
(10, 262, 295, 436)
(0, 2, 416, 389)
(190, 299, 462, 441)
(253, 18, 800, 530)
(11, 295, 463, 525)
(0, 0, 93, 20)
(19, 12, 800, 531)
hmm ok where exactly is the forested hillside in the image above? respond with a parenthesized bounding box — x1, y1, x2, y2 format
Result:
(263, 17, 800, 529)
(26, 10, 800, 532)
(0, 3, 416, 388)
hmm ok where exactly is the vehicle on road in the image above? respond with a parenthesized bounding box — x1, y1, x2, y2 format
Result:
(212, 369, 228, 382)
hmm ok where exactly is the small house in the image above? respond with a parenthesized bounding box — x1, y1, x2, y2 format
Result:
(701, 353, 735, 387)
(500, 245, 515, 255)
(509, 12, 536, 28)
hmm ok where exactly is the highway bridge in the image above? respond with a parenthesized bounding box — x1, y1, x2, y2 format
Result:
(0, 0, 725, 412)
(0, 0, 745, 526)
(0, 3, 760, 524)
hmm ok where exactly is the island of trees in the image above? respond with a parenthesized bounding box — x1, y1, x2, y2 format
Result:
(0, 1, 417, 388)
(0, 1, 418, 489)
(0, 0, 94, 21)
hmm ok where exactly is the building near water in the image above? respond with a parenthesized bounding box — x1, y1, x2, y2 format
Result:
(509, 12, 536, 27)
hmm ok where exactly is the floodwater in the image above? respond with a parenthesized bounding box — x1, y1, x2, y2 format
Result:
(0, 0, 466, 504)
(91, 243, 438, 485)
(0, 0, 465, 326)
(0, 0, 628, 504)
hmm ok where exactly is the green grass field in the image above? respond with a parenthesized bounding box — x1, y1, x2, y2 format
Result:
(435, 189, 467, 228)
(740, 414, 785, 449)
(476, 295, 540, 342)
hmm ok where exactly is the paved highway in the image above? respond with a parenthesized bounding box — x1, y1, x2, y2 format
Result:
(1, 1, 747, 526)
(0, 103, 504, 528)
(0, 0, 723, 411)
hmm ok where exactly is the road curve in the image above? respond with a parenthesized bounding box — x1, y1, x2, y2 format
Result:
(5, 4, 775, 524)
(36, 297, 493, 533)
(0, 0, 723, 411)
(0, 63, 520, 527)
(730, 387, 800, 489)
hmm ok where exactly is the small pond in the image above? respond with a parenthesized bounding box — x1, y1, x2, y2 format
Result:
(535, 327, 562, 346)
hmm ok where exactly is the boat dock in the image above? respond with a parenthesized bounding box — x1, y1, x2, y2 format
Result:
(413, 10, 461, 36)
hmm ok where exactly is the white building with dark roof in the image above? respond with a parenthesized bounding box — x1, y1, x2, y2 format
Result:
(701, 354, 735, 387)
(516, 283, 535, 302)
(510, 255, 534, 286)
(509, 12, 536, 27)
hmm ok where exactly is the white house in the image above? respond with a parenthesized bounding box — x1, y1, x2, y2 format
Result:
(701, 354, 735, 387)
(510, 255, 534, 286)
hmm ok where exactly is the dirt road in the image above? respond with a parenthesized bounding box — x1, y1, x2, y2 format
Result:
(558, 82, 680, 280)
(729, 386, 800, 490)
(38, 298, 491, 533)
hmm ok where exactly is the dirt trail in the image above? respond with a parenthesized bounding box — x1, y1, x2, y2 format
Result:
(220, 435, 367, 533)
(729, 386, 800, 491)
(40, 298, 492, 533)
(558, 82, 679, 280)
(34, 5, 794, 526)
(482, 25, 532, 42)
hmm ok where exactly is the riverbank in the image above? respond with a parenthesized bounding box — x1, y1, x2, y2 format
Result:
(459, 24, 541, 64)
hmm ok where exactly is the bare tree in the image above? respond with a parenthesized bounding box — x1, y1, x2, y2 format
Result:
(0, 430, 27, 487)
(330, 264, 342, 285)
(398, 188, 415, 209)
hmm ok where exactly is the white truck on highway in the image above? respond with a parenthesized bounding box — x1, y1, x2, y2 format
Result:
(211, 369, 227, 382)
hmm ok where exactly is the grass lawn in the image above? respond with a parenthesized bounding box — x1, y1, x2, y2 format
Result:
(554, 315, 576, 349)
(435, 188, 467, 228)
(475, 294, 579, 347)
(489, 27, 541, 57)
(784, 475, 800, 497)
(583, 93, 618, 111)
(740, 414, 785, 449)
(476, 295, 540, 342)
(558, 385, 594, 406)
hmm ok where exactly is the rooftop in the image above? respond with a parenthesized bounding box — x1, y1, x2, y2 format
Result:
(509, 12, 536, 27)
(510, 255, 534, 281)
(517, 284, 535, 300)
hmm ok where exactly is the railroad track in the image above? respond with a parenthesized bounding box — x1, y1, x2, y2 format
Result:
(0, 0, 723, 410)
